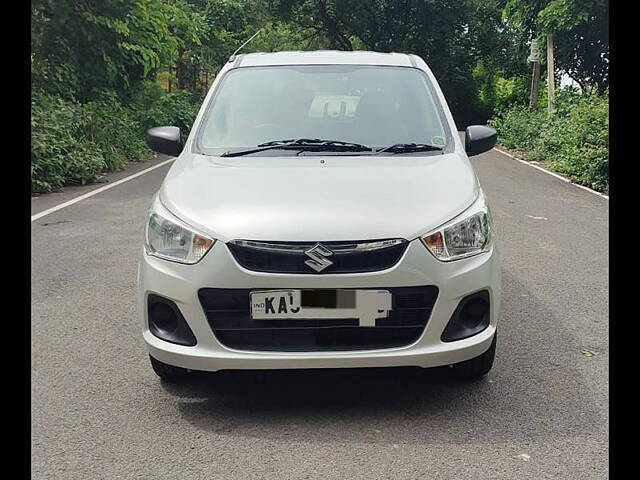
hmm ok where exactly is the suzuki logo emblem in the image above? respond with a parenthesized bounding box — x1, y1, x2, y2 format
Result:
(304, 243, 334, 272)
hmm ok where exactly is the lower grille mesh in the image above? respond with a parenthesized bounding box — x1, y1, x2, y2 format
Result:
(198, 286, 438, 352)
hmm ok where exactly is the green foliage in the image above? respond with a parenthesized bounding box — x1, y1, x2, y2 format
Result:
(489, 90, 608, 193)
(135, 88, 203, 137)
(470, 62, 530, 124)
(31, 92, 107, 192)
(31, 0, 176, 101)
(489, 105, 547, 150)
(31, 83, 205, 193)
(536, 0, 594, 32)
(272, 0, 513, 127)
(163, 0, 208, 90)
(82, 92, 152, 171)
(494, 76, 530, 114)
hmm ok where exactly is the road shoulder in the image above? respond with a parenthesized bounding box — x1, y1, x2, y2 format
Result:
(493, 147, 609, 199)
(31, 154, 173, 216)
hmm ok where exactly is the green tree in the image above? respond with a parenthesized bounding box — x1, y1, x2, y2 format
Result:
(272, 0, 510, 126)
(537, 0, 608, 91)
(32, 0, 178, 101)
(163, 0, 208, 90)
(502, 0, 608, 92)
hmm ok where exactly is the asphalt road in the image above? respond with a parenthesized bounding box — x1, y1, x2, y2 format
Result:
(31, 149, 608, 479)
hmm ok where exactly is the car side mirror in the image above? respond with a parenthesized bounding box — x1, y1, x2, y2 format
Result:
(465, 125, 497, 157)
(146, 126, 183, 157)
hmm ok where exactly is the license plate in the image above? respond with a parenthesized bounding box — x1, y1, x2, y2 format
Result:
(250, 289, 392, 326)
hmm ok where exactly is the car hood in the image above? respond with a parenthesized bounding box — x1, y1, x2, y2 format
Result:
(159, 152, 479, 242)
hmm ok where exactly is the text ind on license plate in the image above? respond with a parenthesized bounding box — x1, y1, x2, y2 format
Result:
(251, 290, 301, 319)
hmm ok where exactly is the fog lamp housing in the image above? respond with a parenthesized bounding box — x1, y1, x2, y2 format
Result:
(441, 290, 490, 342)
(147, 294, 197, 346)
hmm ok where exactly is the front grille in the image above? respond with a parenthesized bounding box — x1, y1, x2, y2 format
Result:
(226, 239, 409, 274)
(198, 286, 438, 352)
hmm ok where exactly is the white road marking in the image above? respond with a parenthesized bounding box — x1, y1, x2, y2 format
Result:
(493, 147, 609, 200)
(31, 158, 175, 222)
(526, 215, 548, 220)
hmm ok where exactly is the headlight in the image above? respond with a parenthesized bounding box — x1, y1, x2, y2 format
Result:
(144, 197, 215, 264)
(421, 194, 493, 261)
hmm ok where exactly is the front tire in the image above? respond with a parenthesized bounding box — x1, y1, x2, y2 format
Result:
(451, 333, 496, 380)
(149, 355, 189, 382)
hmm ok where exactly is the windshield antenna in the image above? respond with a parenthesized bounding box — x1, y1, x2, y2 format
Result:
(228, 29, 262, 62)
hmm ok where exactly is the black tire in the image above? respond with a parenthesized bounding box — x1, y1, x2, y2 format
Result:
(451, 333, 497, 380)
(149, 355, 190, 382)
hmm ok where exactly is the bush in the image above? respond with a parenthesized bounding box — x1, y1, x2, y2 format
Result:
(493, 76, 529, 116)
(470, 64, 530, 126)
(31, 92, 106, 192)
(31, 90, 155, 192)
(31, 83, 203, 193)
(489, 90, 609, 193)
(83, 92, 152, 171)
(489, 105, 547, 151)
(134, 88, 202, 139)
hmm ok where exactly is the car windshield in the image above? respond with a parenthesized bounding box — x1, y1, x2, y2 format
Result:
(196, 65, 450, 155)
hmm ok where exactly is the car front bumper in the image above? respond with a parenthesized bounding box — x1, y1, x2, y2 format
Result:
(138, 239, 501, 371)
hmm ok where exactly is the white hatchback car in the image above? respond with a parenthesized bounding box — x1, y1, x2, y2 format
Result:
(139, 50, 500, 382)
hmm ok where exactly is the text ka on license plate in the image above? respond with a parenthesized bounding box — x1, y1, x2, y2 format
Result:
(251, 290, 301, 319)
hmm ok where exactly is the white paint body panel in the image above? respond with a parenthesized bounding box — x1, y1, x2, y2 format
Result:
(159, 153, 478, 242)
(237, 50, 414, 67)
(138, 51, 501, 371)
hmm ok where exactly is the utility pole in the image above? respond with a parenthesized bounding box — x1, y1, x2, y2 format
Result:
(528, 38, 541, 109)
(546, 33, 556, 115)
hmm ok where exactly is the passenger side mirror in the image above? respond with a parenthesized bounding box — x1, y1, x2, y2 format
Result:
(146, 126, 183, 157)
(465, 125, 497, 157)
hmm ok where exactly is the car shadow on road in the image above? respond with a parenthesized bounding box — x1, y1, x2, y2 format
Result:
(158, 271, 606, 446)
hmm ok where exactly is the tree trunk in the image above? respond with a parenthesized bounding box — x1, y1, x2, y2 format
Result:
(176, 47, 188, 91)
(546, 33, 556, 115)
(529, 61, 540, 109)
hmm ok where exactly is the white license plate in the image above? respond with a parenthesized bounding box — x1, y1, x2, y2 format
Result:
(250, 289, 392, 326)
(250, 290, 301, 319)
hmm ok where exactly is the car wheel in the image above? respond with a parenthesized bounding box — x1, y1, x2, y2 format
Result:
(451, 333, 496, 380)
(149, 355, 189, 382)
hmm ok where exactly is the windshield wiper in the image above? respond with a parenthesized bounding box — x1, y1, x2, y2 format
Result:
(375, 143, 444, 155)
(221, 138, 372, 157)
(258, 138, 370, 148)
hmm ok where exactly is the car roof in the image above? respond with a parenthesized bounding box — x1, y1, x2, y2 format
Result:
(233, 50, 416, 67)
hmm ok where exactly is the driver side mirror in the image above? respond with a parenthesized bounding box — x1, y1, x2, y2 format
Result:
(465, 125, 497, 157)
(146, 126, 183, 157)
